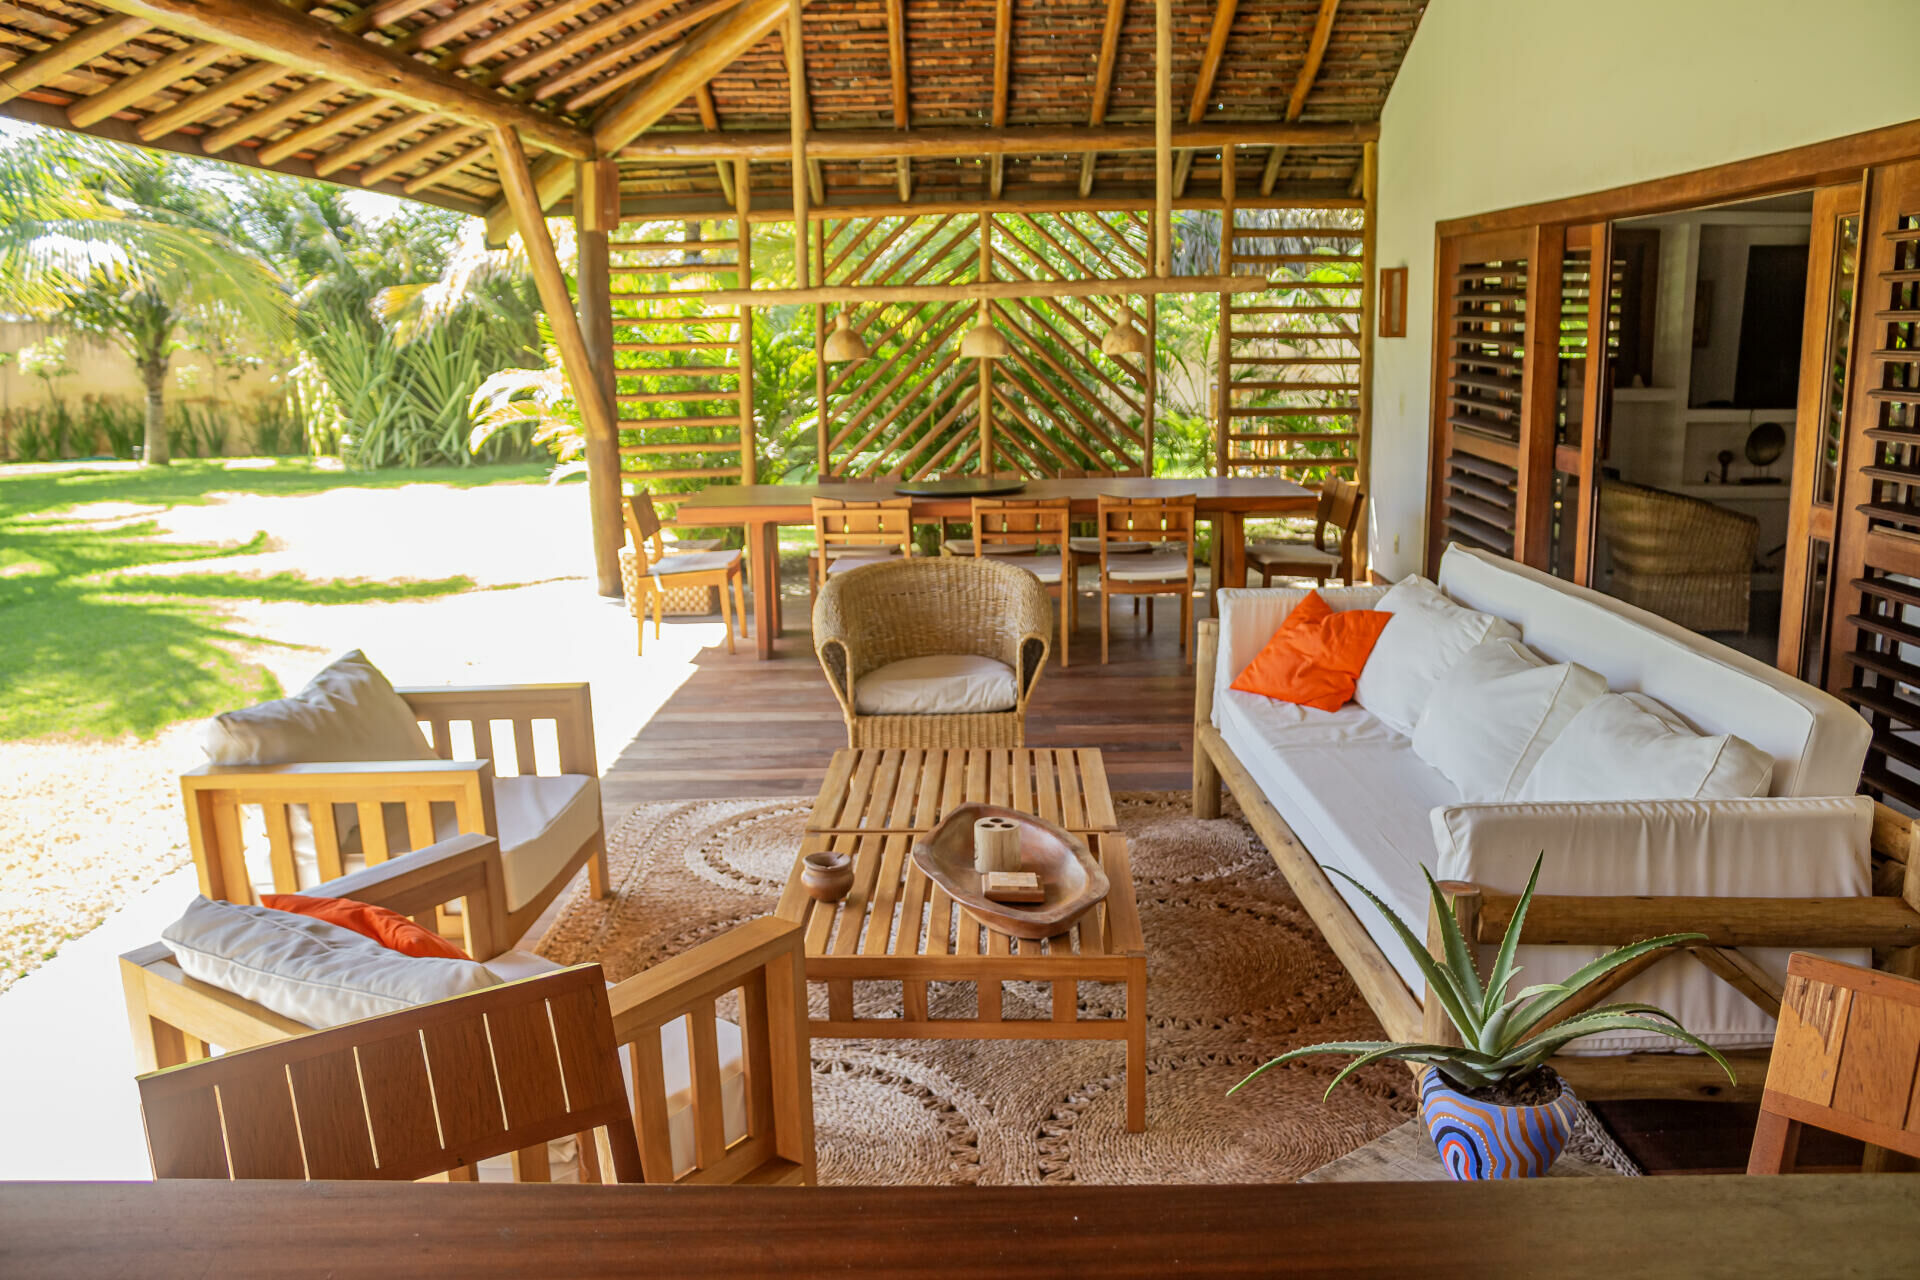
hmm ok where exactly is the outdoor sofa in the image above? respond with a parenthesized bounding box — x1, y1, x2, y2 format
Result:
(1193, 544, 1920, 1099)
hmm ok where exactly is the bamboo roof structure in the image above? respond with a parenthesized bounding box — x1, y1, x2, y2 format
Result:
(0, 0, 1424, 221)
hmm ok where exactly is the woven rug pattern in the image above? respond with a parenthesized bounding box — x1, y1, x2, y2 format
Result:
(538, 792, 1631, 1183)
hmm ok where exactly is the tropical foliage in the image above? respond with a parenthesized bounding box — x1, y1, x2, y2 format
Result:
(1231, 855, 1737, 1098)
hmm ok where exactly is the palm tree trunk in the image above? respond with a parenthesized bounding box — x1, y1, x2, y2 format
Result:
(141, 355, 169, 466)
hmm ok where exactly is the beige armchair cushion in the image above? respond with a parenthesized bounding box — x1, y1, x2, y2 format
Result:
(853, 655, 1019, 716)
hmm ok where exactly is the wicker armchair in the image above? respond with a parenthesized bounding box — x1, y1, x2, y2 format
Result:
(812, 556, 1053, 748)
(1597, 479, 1758, 634)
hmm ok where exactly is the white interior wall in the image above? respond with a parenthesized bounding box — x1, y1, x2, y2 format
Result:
(1370, 0, 1920, 578)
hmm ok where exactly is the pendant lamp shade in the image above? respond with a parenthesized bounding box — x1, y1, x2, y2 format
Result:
(1100, 316, 1149, 356)
(823, 311, 871, 362)
(960, 303, 1010, 359)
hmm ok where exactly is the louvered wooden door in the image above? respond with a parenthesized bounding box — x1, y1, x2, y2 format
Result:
(1825, 159, 1920, 809)
(1427, 227, 1562, 571)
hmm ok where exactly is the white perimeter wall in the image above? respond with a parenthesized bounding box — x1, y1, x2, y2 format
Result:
(1370, 0, 1920, 577)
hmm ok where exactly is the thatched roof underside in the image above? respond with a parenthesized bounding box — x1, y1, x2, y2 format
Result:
(0, 0, 1425, 219)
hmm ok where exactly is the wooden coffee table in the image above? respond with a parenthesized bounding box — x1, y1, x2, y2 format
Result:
(776, 747, 1148, 1131)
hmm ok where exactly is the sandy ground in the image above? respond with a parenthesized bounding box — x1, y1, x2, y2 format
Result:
(0, 474, 726, 993)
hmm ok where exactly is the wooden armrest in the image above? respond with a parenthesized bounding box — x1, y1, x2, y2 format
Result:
(310, 833, 510, 959)
(397, 683, 597, 777)
(182, 758, 493, 785)
(606, 917, 806, 1040)
(1466, 889, 1920, 950)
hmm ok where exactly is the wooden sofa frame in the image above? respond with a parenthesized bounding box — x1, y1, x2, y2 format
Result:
(182, 683, 609, 944)
(1192, 618, 1920, 1102)
(121, 833, 815, 1186)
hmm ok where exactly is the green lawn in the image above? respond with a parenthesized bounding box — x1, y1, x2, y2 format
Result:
(0, 459, 548, 741)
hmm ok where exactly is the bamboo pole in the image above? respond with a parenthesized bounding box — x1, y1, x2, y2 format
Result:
(495, 130, 622, 595)
(623, 120, 1376, 162)
(1355, 139, 1377, 575)
(1215, 144, 1235, 478)
(678, 273, 1265, 308)
(575, 158, 621, 593)
(1154, 0, 1172, 279)
(978, 212, 993, 475)
(736, 159, 756, 485)
(786, 0, 809, 290)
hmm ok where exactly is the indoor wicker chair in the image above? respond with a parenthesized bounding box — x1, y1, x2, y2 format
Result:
(1245, 476, 1366, 587)
(811, 556, 1052, 748)
(1597, 479, 1758, 634)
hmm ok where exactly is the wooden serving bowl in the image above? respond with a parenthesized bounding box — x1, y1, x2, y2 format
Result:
(910, 803, 1110, 940)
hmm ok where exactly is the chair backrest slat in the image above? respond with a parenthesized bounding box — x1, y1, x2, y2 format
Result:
(1096, 494, 1196, 563)
(971, 496, 1069, 552)
(140, 967, 645, 1184)
(1749, 953, 1920, 1172)
(812, 496, 914, 553)
(625, 492, 666, 565)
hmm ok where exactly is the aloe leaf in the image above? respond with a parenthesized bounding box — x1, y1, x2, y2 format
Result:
(1320, 1043, 1501, 1099)
(1479, 853, 1543, 1020)
(1424, 865, 1484, 1012)
(1328, 868, 1481, 1039)
(1487, 1014, 1737, 1085)
(1227, 1041, 1402, 1095)
(1505, 932, 1706, 1041)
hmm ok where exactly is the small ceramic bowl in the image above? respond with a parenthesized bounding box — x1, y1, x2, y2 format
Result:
(801, 851, 854, 902)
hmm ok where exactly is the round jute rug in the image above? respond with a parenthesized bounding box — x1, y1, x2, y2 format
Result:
(538, 791, 1432, 1184)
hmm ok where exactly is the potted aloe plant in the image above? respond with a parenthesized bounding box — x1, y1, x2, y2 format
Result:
(1233, 856, 1736, 1179)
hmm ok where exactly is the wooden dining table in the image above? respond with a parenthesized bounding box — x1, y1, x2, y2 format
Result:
(672, 476, 1316, 658)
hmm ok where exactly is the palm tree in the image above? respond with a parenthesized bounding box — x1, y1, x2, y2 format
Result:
(0, 132, 288, 465)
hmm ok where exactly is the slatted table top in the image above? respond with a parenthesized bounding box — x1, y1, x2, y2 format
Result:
(804, 747, 1120, 834)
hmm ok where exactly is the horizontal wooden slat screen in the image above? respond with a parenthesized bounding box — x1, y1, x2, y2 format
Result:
(1838, 172, 1920, 811)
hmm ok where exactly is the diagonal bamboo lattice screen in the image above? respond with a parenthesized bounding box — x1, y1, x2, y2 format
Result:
(815, 210, 1154, 480)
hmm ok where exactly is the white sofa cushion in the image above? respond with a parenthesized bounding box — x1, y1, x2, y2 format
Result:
(854, 655, 1018, 715)
(1516, 692, 1773, 803)
(1213, 586, 1390, 726)
(1437, 545, 1868, 796)
(1431, 796, 1873, 1051)
(1352, 576, 1521, 735)
(162, 895, 499, 1029)
(203, 650, 433, 768)
(1412, 638, 1608, 802)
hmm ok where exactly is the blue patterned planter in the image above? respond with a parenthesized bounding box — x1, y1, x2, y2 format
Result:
(1420, 1069, 1580, 1180)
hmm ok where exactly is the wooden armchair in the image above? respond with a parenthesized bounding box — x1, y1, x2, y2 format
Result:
(124, 834, 814, 1186)
(182, 682, 607, 944)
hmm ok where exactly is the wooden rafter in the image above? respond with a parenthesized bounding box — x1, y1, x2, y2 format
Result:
(988, 0, 1011, 199)
(357, 121, 475, 187)
(66, 39, 223, 128)
(884, 0, 908, 201)
(1077, 0, 1126, 198)
(1262, 0, 1339, 194)
(88, 0, 592, 158)
(133, 60, 284, 142)
(624, 119, 1374, 161)
(693, 84, 735, 204)
(259, 95, 393, 167)
(777, 12, 824, 204)
(499, 0, 736, 94)
(1172, 0, 1238, 198)
(314, 108, 422, 178)
(0, 15, 150, 105)
(413, 0, 529, 55)
(203, 78, 334, 155)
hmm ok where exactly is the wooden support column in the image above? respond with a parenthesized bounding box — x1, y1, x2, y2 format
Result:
(576, 160, 622, 595)
(1215, 144, 1235, 477)
(736, 160, 756, 484)
(1264, 0, 1340, 195)
(786, 0, 809, 290)
(1154, 0, 1172, 278)
(1079, 0, 1126, 198)
(1354, 138, 1376, 575)
(814, 226, 829, 476)
(988, 0, 1011, 199)
(978, 212, 994, 475)
(496, 128, 622, 595)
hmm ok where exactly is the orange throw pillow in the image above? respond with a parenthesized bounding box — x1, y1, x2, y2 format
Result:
(1229, 591, 1393, 713)
(261, 894, 472, 961)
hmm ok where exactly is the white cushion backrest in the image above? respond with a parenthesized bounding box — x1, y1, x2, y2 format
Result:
(1436, 545, 1868, 797)
(203, 649, 434, 766)
(1213, 586, 1389, 725)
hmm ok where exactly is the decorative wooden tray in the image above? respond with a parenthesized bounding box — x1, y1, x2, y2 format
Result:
(909, 803, 1109, 940)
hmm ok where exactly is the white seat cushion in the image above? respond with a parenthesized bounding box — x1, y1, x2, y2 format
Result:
(826, 553, 898, 577)
(854, 655, 1019, 715)
(1353, 575, 1521, 735)
(490, 773, 603, 913)
(814, 544, 901, 560)
(943, 539, 1035, 556)
(1411, 638, 1608, 802)
(1105, 551, 1191, 582)
(1247, 540, 1340, 568)
(1014, 553, 1064, 585)
(1516, 692, 1774, 803)
(1070, 537, 1151, 555)
(648, 549, 740, 576)
(162, 896, 500, 1029)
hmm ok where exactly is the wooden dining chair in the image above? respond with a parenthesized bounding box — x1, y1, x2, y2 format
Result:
(809, 495, 914, 599)
(1094, 494, 1197, 666)
(1747, 953, 1920, 1174)
(1245, 476, 1366, 587)
(138, 966, 644, 1184)
(972, 496, 1075, 666)
(625, 491, 747, 657)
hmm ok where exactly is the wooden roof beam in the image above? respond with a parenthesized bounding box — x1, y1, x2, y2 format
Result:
(1263, 0, 1339, 195)
(0, 15, 150, 105)
(497, 0, 717, 92)
(314, 107, 422, 177)
(678, 273, 1269, 309)
(66, 37, 222, 127)
(884, 0, 908, 201)
(785, 0, 808, 288)
(693, 83, 735, 204)
(413, 0, 529, 54)
(134, 60, 285, 141)
(259, 95, 393, 167)
(988, 0, 1010, 198)
(356, 120, 472, 186)
(88, 0, 593, 159)
(1172, 0, 1237, 199)
(621, 119, 1375, 160)
(203, 78, 336, 155)
(1078, 0, 1125, 198)
(778, 12, 823, 204)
